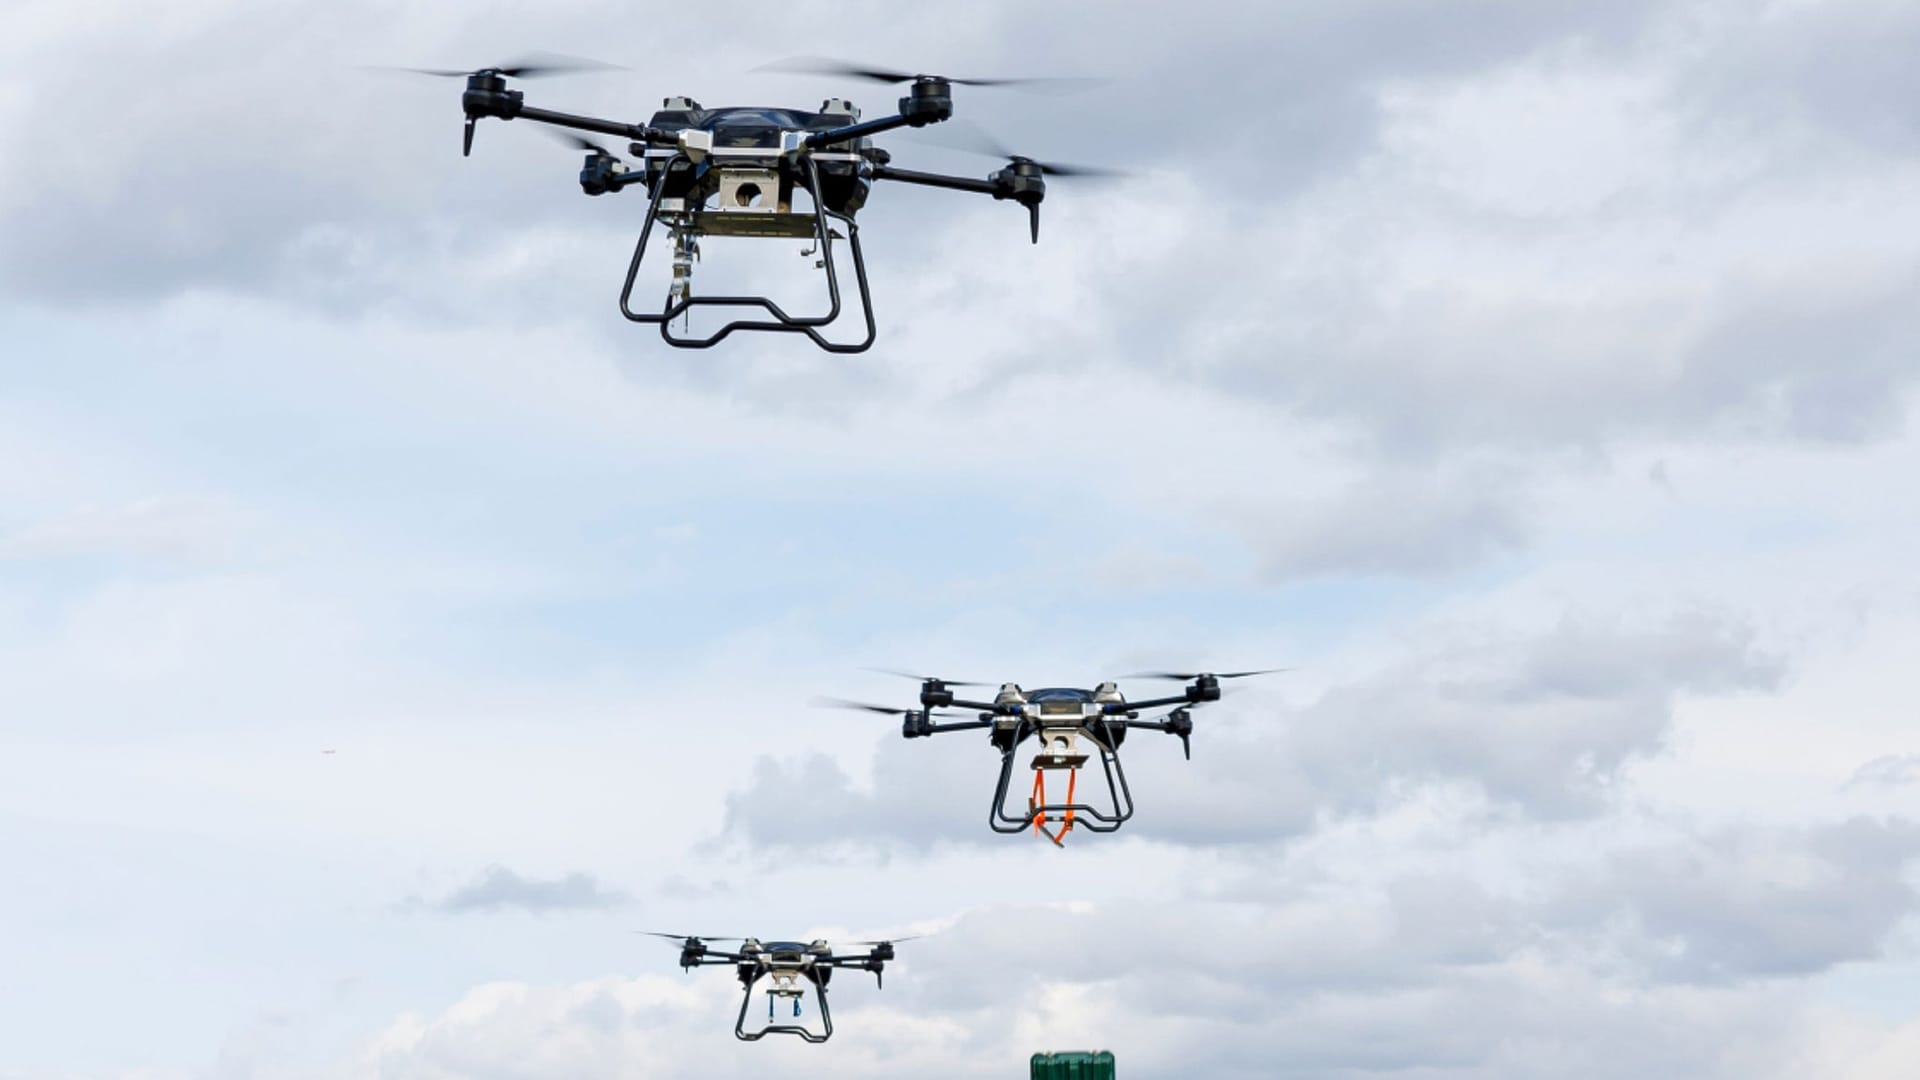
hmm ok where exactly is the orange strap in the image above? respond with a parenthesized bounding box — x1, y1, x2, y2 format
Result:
(1030, 770, 1047, 837)
(1027, 767, 1078, 846)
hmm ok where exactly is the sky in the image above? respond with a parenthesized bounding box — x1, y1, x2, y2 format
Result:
(3, 0, 1920, 1076)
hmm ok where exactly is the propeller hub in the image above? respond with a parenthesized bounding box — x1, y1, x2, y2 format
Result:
(900, 79, 953, 125)
(1187, 674, 1221, 703)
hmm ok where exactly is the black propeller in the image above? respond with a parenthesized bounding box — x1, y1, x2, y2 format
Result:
(549, 131, 621, 157)
(373, 54, 623, 156)
(757, 57, 1100, 94)
(896, 120, 1125, 242)
(928, 122, 1128, 179)
(390, 53, 625, 80)
(811, 697, 967, 720)
(864, 668, 988, 687)
(637, 931, 741, 944)
(1124, 669, 1287, 681)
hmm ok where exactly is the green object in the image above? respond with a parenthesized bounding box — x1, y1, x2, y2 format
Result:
(1030, 1050, 1116, 1080)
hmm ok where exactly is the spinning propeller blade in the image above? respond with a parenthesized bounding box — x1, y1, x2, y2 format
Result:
(756, 56, 1101, 94)
(368, 53, 623, 157)
(811, 696, 907, 716)
(381, 52, 626, 80)
(542, 129, 623, 158)
(810, 697, 967, 720)
(905, 120, 1129, 180)
(1124, 669, 1288, 681)
(864, 668, 988, 687)
(636, 931, 741, 943)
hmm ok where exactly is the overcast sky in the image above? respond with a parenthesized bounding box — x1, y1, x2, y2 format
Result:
(3, 1, 1920, 1077)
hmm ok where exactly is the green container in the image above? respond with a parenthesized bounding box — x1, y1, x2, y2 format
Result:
(1030, 1050, 1116, 1080)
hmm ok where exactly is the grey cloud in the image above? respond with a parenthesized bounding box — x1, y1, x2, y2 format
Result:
(719, 741, 983, 857)
(1272, 611, 1784, 820)
(721, 610, 1786, 853)
(1680, 1, 1920, 158)
(1237, 463, 1531, 581)
(875, 821, 1920, 1036)
(656, 875, 731, 900)
(1657, 276, 1920, 446)
(12, 0, 1909, 475)
(1559, 817, 1920, 982)
(357, 836, 1897, 1080)
(1847, 754, 1920, 789)
(1202, 262, 1920, 461)
(0, 498, 248, 564)
(429, 865, 629, 914)
(0, 0, 1659, 311)
(358, 965, 1806, 1080)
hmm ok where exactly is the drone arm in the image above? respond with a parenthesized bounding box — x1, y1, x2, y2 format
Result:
(939, 694, 1018, 714)
(805, 112, 932, 149)
(873, 164, 1045, 242)
(823, 954, 887, 988)
(805, 82, 953, 149)
(1118, 709, 1197, 759)
(460, 80, 666, 146)
(1109, 694, 1189, 713)
(513, 104, 673, 147)
(923, 717, 996, 736)
(870, 164, 1002, 198)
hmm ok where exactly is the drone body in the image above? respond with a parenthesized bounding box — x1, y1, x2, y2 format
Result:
(826, 670, 1277, 845)
(421, 58, 1094, 352)
(643, 932, 908, 1042)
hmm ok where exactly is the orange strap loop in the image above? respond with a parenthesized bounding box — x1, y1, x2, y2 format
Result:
(1027, 766, 1078, 846)
(1030, 770, 1047, 837)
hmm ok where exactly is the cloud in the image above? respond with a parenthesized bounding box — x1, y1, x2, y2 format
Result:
(656, 875, 731, 901)
(1554, 817, 1920, 983)
(427, 866, 630, 914)
(344, 819, 1920, 1079)
(1235, 461, 1532, 580)
(1847, 755, 1920, 790)
(1679, 1, 1920, 159)
(9, 0, 1913, 471)
(0, 497, 249, 564)
(0, 0, 1662, 312)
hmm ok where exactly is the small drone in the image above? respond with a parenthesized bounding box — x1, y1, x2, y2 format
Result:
(641, 932, 915, 1042)
(822, 669, 1279, 845)
(401, 55, 1109, 352)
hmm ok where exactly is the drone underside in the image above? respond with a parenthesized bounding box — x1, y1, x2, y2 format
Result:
(578, 98, 875, 351)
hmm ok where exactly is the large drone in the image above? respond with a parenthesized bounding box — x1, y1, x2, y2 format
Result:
(402, 55, 1108, 352)
(823, 669, 1279, 845)
(641, 932, 914, 1043)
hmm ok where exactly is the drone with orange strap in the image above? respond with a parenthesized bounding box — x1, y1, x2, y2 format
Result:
(821, 669, 1280, 845)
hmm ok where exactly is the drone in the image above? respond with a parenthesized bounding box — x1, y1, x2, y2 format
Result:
(822, 669, 1279, 845)
(400, 55, 1110, 353)
(641, 932, 915, 1043)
